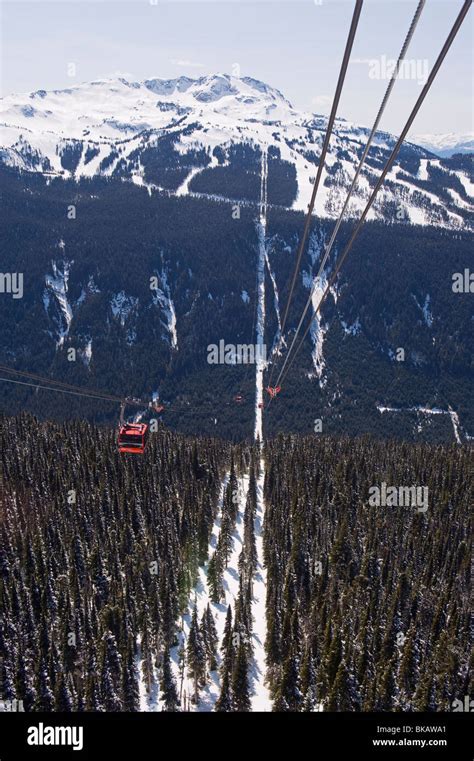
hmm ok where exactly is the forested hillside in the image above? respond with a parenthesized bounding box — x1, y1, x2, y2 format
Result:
(0, 166, 472, 443)
(264, 435, 472, 711)
(0, 414, 228, 711)
(0, 415, 470, 711)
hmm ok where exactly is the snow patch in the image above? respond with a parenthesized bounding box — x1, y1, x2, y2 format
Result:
(110, 291, 138, 326)
(412, 293, 433, 328)
(302, 234, 330, 385)
(150, 266, 178, 349)
(341, 317, 361, 335)
(79, 338, 92, 367)
(44, 257, 73, 347)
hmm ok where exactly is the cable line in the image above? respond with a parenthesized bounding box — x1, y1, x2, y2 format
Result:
(273, 0, 425, 393)
(0, 376, 126, 404)
(274, 0, 472, 394)
(0, 363, 124, 403)
(0, 364, 150, 407)
(267, 0, 363, 389)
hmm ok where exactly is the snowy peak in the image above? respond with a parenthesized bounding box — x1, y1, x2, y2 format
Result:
(0, 72, 293, 145)
(412, 132, 474, 158)
(193, 74, 240, 103)
(7, 72, 289, 111)
(1, 73, 473, 231)
(143, 76, 195, 96)
(142, 73, 290, 106)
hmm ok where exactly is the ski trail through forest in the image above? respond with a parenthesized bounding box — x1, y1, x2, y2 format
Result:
(251, 146, 271, 709)
(168, 473, 252, 711)
(249, 456, 271, 709)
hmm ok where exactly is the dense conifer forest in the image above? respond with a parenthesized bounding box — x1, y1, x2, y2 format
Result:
(263, 435, 472, 711)
(0, 414, 227, 711)
(1, 415, 470, 711)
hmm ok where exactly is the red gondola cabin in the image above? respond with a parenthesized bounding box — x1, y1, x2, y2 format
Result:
(266, 386, 281, 399)
(118, 422, 148, 454)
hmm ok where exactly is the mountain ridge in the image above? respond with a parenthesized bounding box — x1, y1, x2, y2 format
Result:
(1, 73, 473, 230)
(412, 131, 474, 158)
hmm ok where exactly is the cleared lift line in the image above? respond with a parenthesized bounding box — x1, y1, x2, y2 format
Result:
(271, 0, 472, 396)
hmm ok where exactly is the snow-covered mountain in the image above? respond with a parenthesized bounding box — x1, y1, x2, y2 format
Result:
(412, 132, 474, 158)
(1, 73, 473, 229)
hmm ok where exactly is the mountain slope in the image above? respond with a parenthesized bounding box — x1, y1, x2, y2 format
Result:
(0, 164, 472, 442)
(412, 132, 474, 158)
(1, 73, 473, 230)
(1, 414, 470, 712)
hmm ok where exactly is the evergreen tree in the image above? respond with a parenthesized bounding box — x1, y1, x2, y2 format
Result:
(231, 642, 251, 712)
(34, 657, 54, 712)
(160, 647, 179, 711)
(186, 604, 206, 704)
(215, 669, 233, 712)
(122, 640, 140, 712)
(202, 605, 218, 672)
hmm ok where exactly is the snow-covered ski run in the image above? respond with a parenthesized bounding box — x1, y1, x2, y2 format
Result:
(251, 146, 271, 710)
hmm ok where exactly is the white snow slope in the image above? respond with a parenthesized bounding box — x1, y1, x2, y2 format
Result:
(2, 73, 472, 230)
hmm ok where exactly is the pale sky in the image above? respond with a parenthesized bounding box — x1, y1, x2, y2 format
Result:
(1, 0, 472, 136)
